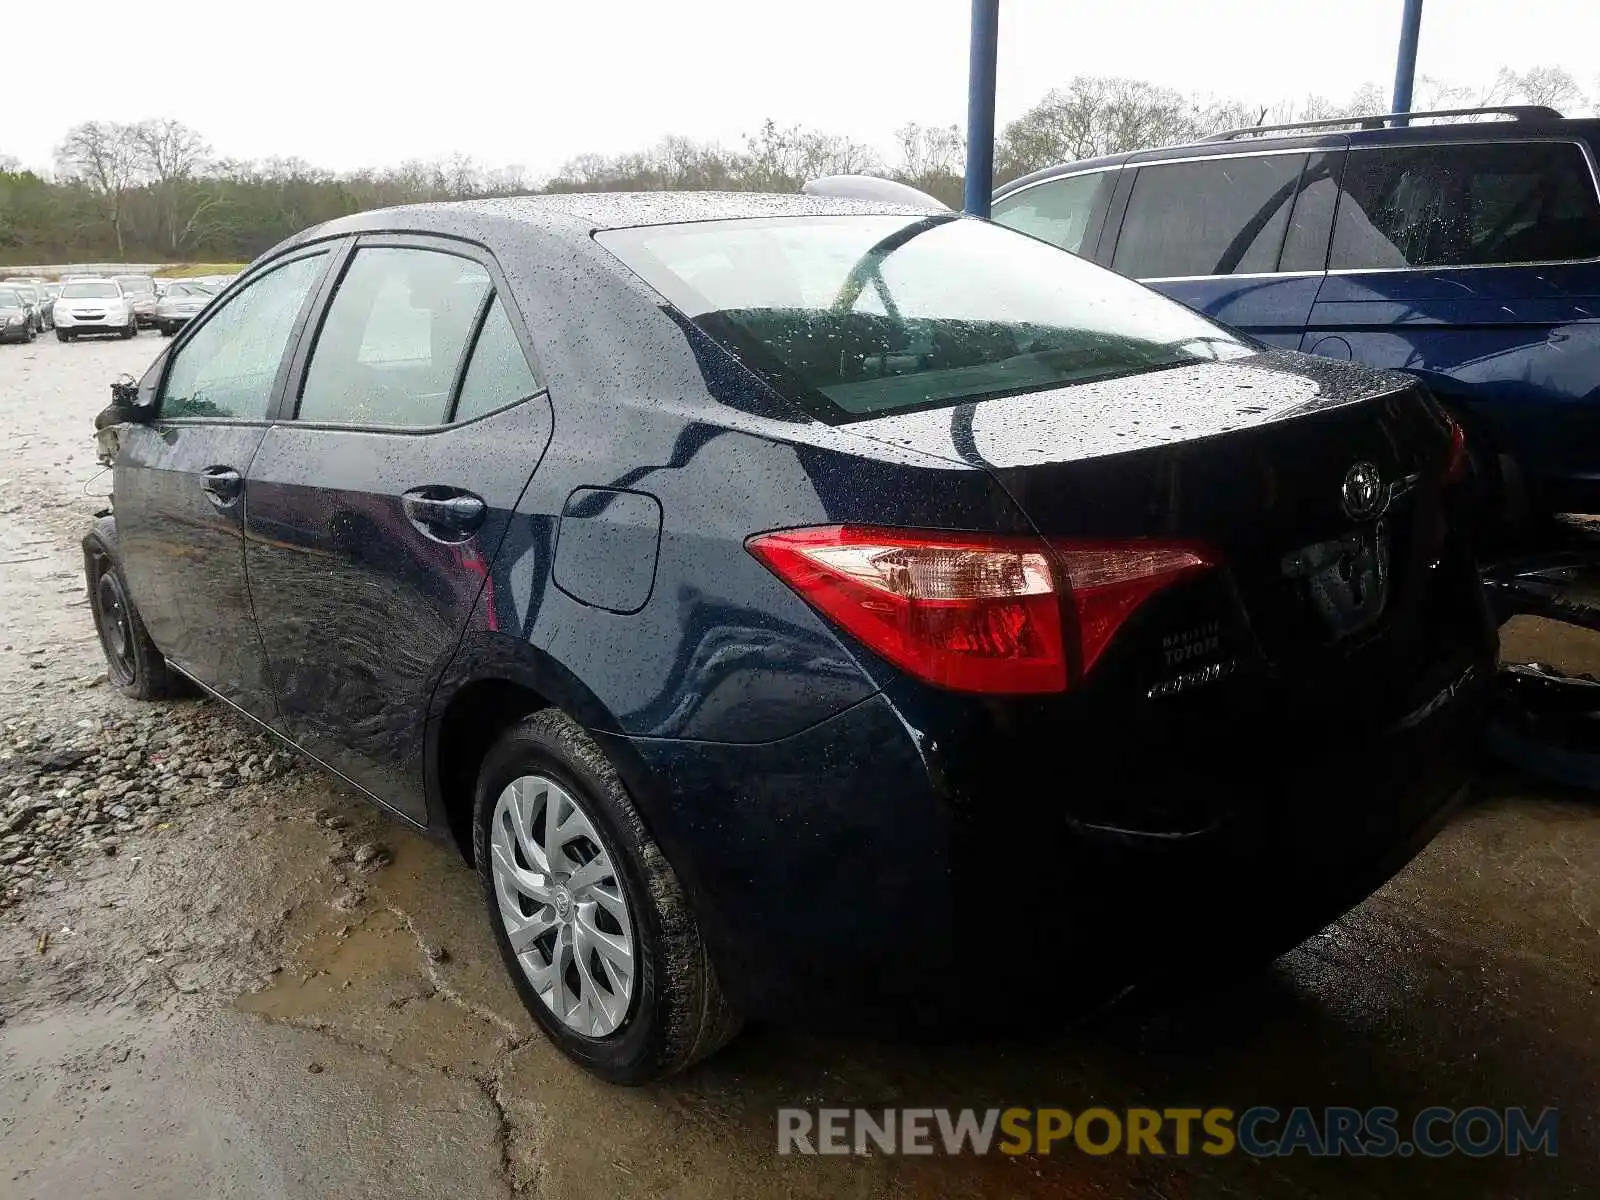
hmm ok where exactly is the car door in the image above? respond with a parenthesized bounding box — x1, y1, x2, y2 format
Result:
(1105, 149, 1338, 349)
(113, 247, 334, 722)
(244, 236, 553, 822)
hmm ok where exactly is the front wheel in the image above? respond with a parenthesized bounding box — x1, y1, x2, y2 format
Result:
(121, 320, 136, 339)
(473, 709, 740, 1084)
(84, 528, 182, 700)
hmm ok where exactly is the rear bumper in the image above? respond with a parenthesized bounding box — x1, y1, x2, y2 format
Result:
(607, 644, 1494, 1026)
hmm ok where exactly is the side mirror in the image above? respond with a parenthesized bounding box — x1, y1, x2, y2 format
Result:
(95, 373, 155, 431)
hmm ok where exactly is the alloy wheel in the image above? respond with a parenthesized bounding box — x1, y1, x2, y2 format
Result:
(489, 774, 637, 1037)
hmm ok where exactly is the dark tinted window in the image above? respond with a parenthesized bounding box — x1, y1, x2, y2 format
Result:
(161, 253, 326, 420)
(600, 215, 1250, 419)
(1113, 154, 1306, 278)
(991, 171, 1114, 255)
(1331, 141, 1600, 269)
(454, 298, 539, 422)
(299, 247, 491, 426)
(1280, 152, 1345, 272)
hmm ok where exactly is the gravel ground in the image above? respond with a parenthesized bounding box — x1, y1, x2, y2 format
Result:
(0, 333, 1597, 1199)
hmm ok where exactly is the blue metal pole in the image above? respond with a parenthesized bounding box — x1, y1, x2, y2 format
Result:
(963, 0, 999, 216)
(1391, 0, 1424, 126)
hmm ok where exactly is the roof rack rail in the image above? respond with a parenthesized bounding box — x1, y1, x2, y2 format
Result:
(1201, 105, 1565, 143)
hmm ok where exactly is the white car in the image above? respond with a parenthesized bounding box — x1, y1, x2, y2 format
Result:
(53, 279, 137, 342)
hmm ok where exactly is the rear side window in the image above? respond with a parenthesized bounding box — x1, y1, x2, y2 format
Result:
(1112, 154, 1306, 278)
(453, 298, 540, 423)
(991, 171, 1113, 256)
(298, 247, 492, 426)
(1331, 141, 1600, 269)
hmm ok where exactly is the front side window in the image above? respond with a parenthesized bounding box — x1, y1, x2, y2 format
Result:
(991, 172, 1113, 256)
(1331, 141, 1600, 269)
(1113, 154, 1307, 279)
(298, 247, 492, 426)
(161, 253, 326, 420)
(600, 214, 1250, 420)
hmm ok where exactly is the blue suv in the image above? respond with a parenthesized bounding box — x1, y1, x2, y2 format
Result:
(994, 106, 1600, 524)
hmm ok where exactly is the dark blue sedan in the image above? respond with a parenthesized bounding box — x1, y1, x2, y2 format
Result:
(85, 193, 1493, 1082)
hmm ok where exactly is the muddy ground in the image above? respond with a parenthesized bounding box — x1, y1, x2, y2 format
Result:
(0, 333, 1596, 1199)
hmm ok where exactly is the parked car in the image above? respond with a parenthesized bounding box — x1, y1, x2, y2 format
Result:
(113, 274, 159, 329)
(54, 279, 136, 340)
(992, 105, 1600, 528)
(0, 280, 45, 334)
(85, 194, 1492, 1084)
(153, 281, 216, 336)
(40, 283, 60, 327)
(0, 286, 37, 343)
(23, 282, 53, 331)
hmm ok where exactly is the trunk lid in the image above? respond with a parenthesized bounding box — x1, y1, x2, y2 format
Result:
(840, 350, 1465, 695)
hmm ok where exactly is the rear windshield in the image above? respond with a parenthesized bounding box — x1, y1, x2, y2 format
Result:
(62, 282, 121, 299)
(598, 214, 1250, 419)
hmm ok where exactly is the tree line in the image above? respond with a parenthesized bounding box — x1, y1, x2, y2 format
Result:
(1, 66, 1588, 267)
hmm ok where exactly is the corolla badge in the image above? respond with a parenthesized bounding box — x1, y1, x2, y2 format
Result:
(1340, 461, 1386, 522)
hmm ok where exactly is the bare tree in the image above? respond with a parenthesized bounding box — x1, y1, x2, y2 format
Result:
(130, 118, 211, 253)
(55, 121, 142, 256)
(1506, 65, 1585, 111)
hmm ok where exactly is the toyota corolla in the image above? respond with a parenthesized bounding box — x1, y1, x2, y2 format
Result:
(85, 194, 1494, 1084)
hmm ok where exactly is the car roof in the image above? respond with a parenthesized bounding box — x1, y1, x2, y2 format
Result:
(994, 114, 1600, 200)
(292, 191, 944, 246)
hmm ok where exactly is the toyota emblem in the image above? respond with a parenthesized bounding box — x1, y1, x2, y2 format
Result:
(1340, 461, 1387, 522)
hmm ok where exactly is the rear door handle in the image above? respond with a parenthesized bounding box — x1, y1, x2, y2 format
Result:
(402, 489, 486, 539)
(199, 466, 242, 506)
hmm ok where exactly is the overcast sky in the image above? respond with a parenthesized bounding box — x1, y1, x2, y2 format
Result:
(6, 0, 1597, 176)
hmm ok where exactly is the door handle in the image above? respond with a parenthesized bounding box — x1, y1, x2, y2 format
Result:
(402, 489, 486, 539)
(199, 466, 242, 506)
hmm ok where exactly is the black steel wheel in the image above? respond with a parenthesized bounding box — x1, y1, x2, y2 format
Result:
(85, 524, 182, 700)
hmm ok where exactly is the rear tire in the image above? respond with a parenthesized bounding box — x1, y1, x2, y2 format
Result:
(473, 709, 740, 1083)
(84, 526, 182, 700)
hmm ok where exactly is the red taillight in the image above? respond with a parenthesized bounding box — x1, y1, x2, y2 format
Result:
(1049, 541, 1213, 679)
(747, 526, 1214, 695)
(1444, 417, 1469, 484)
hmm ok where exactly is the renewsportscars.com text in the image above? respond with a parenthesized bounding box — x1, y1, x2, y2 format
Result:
(777, 1106, 1558, 1158)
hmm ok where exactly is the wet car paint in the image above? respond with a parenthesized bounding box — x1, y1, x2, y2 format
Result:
(107, 195, 1494, 1023)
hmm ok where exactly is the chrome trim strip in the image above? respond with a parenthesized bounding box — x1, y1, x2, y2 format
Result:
(1130, 145, 1330, 169)
(1139, 269, 1326, 284)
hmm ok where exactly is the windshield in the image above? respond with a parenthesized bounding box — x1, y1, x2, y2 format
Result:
(167, 282, 214, 298)
(599, 214, 1251, 419)
(115, 276, 155, 294)
(0, 289, 22, 307)
(62, 282, 121, 299)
